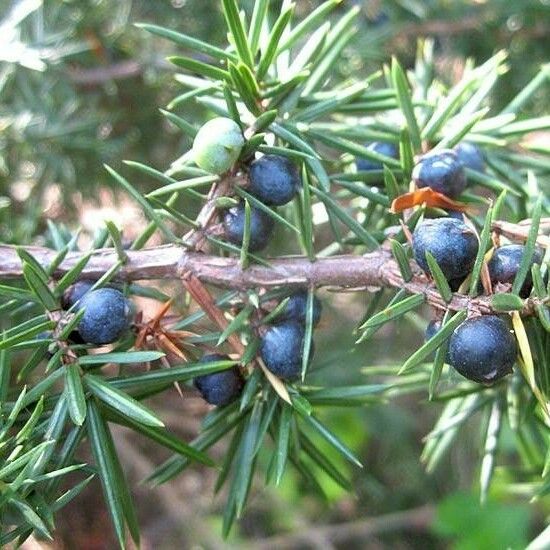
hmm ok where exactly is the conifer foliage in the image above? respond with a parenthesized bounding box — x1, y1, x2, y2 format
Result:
(0, 1, 549, 546)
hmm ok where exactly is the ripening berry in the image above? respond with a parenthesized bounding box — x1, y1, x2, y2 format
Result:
(77, 288, 132, 345)
(412, 218, 478, 282)
(248, 155, 301, 206)
(448, 315, 517, 384)
(194, 353, 243, 406)
(192, 117, 244, 174)
(412, 149, 467, 198)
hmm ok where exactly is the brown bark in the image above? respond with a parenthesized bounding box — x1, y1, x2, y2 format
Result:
(0, 243, 541, 317)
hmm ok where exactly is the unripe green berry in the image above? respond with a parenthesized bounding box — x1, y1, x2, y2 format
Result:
(192, 117, 244, 174)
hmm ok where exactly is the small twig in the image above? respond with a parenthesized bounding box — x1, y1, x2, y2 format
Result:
(67, 57, 171, 86)
(182, 173, 235, 252)
(392, 17, 549, 40)
(492, 219, 550, 248)
(181, 271, 245, 355)
(251, 504, 434, 549)
(178, 165, 248, 354)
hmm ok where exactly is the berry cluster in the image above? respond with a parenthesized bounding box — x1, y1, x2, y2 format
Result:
(223, 153, 301, 252)
(192, 117, 301, 253)
(403, 145, 542, 386)
(357, 141, 485, 221)
(192, 124, 533, 391)
(414, 212, 544, 385)
(193, 292, 322, 407)
(187, 119, 323, 404)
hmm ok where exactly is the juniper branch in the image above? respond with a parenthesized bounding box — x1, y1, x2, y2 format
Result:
(0, 233, 544, 318)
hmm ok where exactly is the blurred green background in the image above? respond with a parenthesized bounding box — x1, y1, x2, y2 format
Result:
(1, 0, 549, 548)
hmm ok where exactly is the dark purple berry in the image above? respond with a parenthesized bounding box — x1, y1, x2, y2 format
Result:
(488, 244, 544, 298)
(194, 353, 243, 406)
(223, 202, 275, 252)
(412, 218, 479, 282)
(425, 320, 442, 342)
(62, 281, 95, 310)
(277, 291, 322, 326)
(412, 149, 467, 198)
(260, 322, 313, 380)
(454, 142, 485, 173)
(448, 315, 517, 385)
(355, 142, 399, 179)
(248, 155, 301, 206)
(77, 288, 132, 345)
